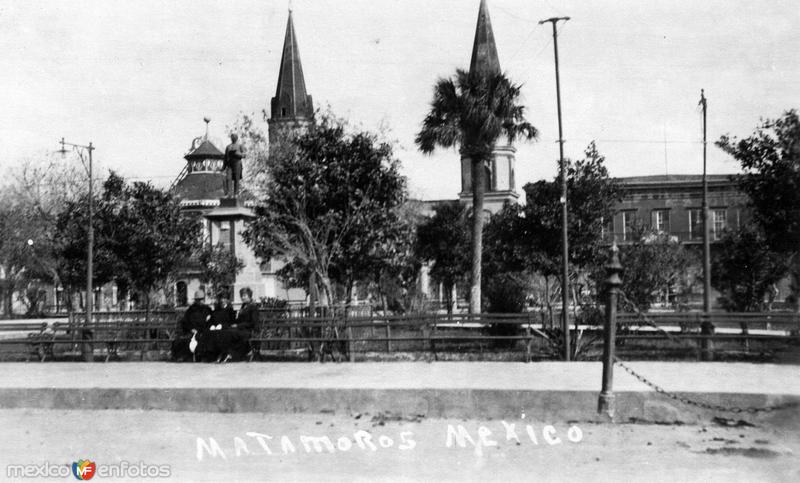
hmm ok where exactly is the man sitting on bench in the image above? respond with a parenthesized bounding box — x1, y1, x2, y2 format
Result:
(172, 290, 212, 361)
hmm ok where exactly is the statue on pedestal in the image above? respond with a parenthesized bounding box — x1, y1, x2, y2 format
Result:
(223, 133, 245, 198)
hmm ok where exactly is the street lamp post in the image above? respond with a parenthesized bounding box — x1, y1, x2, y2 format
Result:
(59, 138, 95, 362)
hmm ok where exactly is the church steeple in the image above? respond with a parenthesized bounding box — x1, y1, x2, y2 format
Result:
(460, 0, 518, 213)
(270, 9, 313, 121)
(469, 0, 501, 76)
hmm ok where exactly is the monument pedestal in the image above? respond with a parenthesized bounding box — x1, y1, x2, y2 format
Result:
(219, 197, 241, 208)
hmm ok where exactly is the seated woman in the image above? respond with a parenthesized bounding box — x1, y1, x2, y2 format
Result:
(233, 287, 260, 360)
(203, 291, 250, 362)
(210, 292, 236, 329)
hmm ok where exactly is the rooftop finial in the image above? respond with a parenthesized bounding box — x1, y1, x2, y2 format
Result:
(203, 117, 211, 139)
(288, 0, 293, 13)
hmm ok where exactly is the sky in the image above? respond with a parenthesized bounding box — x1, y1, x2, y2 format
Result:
(1, 0, 798, 201)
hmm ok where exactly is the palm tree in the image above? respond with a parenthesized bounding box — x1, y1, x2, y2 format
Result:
(416, 69, 537, 313)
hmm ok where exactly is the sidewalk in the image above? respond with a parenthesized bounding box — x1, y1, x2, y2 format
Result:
(0, 362, 798, 426)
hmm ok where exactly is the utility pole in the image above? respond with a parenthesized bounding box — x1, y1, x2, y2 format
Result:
(59, 138, 95, 362)
(699, 89, 714, 360)
(700, 90, 711, 312)
(540, 16, 571, 361)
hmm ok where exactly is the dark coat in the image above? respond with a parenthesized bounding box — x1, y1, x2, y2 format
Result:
(236, 302, 260, 333)
(180, 302, 212, 335)
(210, 305, 236, 329)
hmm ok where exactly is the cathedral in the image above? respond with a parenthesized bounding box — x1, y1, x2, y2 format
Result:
(171, 1, 517, 306)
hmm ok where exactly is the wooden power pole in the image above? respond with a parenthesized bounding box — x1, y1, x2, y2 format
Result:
(540, 16, 571, 361)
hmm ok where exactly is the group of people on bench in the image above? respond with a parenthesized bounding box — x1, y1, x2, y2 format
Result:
(172, 287, 259, 362)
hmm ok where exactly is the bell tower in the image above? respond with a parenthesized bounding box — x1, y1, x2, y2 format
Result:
(458, 0, 519, 214)
(268, 9, 314, 146)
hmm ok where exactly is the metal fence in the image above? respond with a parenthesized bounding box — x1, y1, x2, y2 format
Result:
(0, 309, 797, 362)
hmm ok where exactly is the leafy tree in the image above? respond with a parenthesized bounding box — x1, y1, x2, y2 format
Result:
(197, 244, 245, 298)
(717, 110, 800, 307)
(108, 176, 202, 309)
(242, 114, 410, 307)
(616, 225, 695, 311)
(368, 202, 424, 314)
(416, 70, 537, 313)
(711, 224, 787, 312)
(0, 194, 45, 315)
(0, 156, 86, 314)
(520, 142, 621, 277)
(482, 142, 620, 317)
(55, 172, 201, 311)
(415, 201, 470, 314)
(228, 112, 271, 200)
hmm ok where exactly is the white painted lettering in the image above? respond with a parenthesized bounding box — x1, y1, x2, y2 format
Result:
(280, 435, 296, 454)
(500, 421, 520, 443)
(233, 437, 250, 457)
(245, 432, 274, 455)
(525, 425, 539, 444)
(337, 436, 353, 452)
(300, 435, 335, 453)
(567, 425, 583, 443)
(542, 425, 562, 445)
(478, 426, 498, 448)
(445, 425, 477, 449)
(446, 425, 485, 456)
(353, 430, 377, 451)
(378, 435, 394, 448)
(196, 437, 227, 461)
(398, 431, 416, 450)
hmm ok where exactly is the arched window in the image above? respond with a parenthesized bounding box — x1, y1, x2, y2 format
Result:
(176, 281, 188, 307)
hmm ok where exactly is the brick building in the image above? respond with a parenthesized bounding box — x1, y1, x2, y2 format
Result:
(608, 174, 749, 244)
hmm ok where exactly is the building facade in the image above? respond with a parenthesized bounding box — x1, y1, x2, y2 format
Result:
(607, 174, 749, 244)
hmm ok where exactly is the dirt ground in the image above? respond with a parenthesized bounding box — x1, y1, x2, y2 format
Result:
(0, 408, 797, 482)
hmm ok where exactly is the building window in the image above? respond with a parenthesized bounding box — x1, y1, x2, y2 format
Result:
(215, 221, 232, 252)
(688, 209, 703, 240)
(652, 209, 670, 233)
(176, 281, 188, 307)
(713, 209, 727, 240)
(601, 216, 613, 241)
(622, 211, 636, 241)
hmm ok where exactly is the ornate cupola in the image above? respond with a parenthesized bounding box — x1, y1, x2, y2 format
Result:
(173, 119, 226, 207)
(459, 0, 519, 214)
(268, 9, 314, 145)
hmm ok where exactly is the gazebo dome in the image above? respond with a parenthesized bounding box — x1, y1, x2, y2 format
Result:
(173, 125, 227, 205)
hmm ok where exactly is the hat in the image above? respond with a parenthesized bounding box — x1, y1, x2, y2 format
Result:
(193, 289, 205, 300)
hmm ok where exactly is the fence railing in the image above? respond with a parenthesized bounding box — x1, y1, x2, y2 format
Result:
(0, 309, 797, 362)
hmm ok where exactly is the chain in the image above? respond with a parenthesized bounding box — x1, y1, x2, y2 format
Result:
(619, 291, 714, 353)
(614, 292, 798, 414)
(614, 357, 799, 414)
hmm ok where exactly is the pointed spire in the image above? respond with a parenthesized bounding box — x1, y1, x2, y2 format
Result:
(469, 0, 501, 76)
(270, 9, 313, 121)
